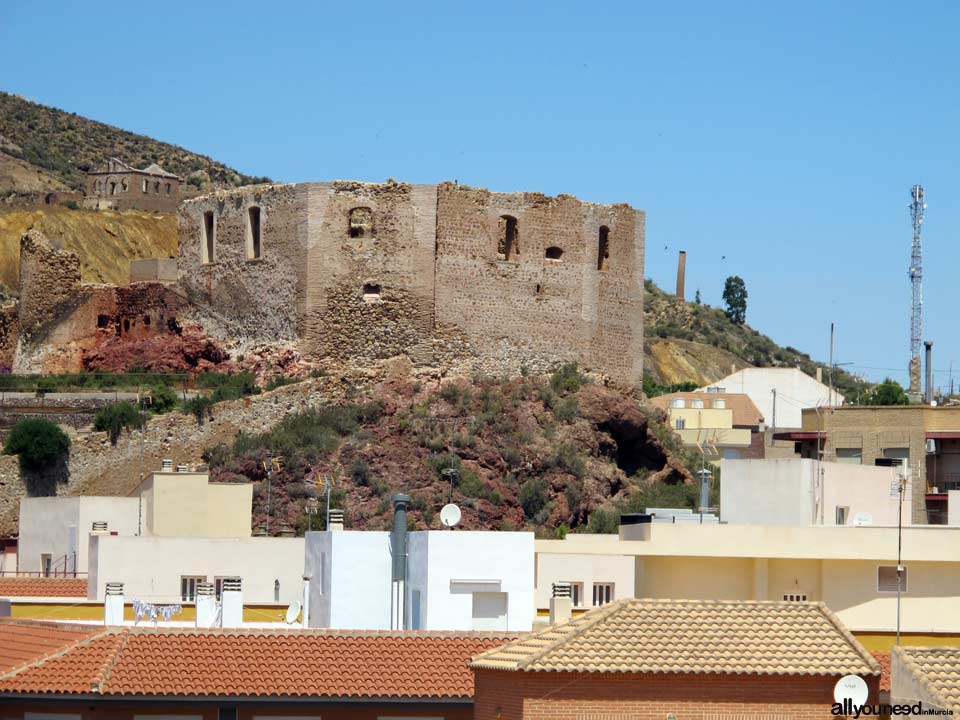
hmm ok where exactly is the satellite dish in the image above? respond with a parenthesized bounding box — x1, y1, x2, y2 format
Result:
(440, 503, 462, 528)
(834, 674, 868, 706)
(285, 600, 302, 624)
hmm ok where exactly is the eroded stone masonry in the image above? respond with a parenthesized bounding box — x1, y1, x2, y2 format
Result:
(178, 180, 645, 384)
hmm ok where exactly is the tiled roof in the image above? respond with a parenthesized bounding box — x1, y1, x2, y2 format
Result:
(0, 577, 88, 598)
(471, 599, 880, 678)
(0, 620, 99, 674)
(0, 624, 514, 699)
(892, 646, 960, 711)
(872, 651, 891, 692)
(650, 391, 765, 426)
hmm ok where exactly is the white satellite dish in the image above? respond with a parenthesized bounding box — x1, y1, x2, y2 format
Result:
(833, 674, 868, 706)
(285, 600, 302, 624)
(440, 503, 462, 528)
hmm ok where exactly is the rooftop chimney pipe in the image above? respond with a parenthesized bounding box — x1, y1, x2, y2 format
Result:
(390, 493, 410, 630)
(925, 341, 934, 404)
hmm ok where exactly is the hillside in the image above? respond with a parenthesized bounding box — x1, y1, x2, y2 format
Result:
(0, 92, 271, 194)
(643, 280, 862, 397)
(0, 207, 176, 293)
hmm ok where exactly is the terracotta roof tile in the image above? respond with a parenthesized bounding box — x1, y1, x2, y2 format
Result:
(0, 625, 514, 699)
(472, 599, 880, 678)
(892, 646, 960, 711)
(872, 651, 890, 692)
(0, 578, 87, 598)
(0, 620, 100, 674)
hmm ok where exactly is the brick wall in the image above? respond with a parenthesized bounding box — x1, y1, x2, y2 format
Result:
(474, 668, 880, 720)
(435, 184, 644, 384)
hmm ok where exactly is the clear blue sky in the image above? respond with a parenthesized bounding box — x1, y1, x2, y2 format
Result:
(3, 1, 958, 390)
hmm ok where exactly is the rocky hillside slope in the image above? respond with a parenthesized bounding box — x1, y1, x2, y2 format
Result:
(0, 92, 270, 194)
(0, 362, 700, 536)
(643, 280, 861, 396)
(0, 207, 176, 294)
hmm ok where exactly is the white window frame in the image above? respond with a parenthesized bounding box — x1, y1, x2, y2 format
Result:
(878, 565, 907, 594)
(691, 399, 704, 409)
(180, 575, 206, 602)
(675, 418, 686, 430)
(564, 581, 585, 608)
(713, 399, 726, 409)
(592, 582, 614, 607)
(670, 398, 686, 409)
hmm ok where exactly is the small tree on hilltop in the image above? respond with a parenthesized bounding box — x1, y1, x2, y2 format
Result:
(864, 377, 910, 406)
(722, 276, 748, 325)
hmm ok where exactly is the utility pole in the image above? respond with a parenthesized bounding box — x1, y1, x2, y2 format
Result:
(770, 388, 776, 446)
(828, 322, 835, 406)
(263, 453, 282, 535)
(896, 466, 905, 645)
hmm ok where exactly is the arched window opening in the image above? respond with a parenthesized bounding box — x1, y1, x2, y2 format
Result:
(96, 315, 111, 329)
(545, 246, 564, 261)
(349, 207, 374, 239)
(598, 226, 610, 271)
(247, 206, 262, 260)
(362, 282, 382, 303)
(121, 178, 129, 193)
(165, 183, 172, 194)
(142, 179, 148, 193)
(109, 181, 117, 195)
(497, 215, 519, 260)
(153, 181, 161, 193)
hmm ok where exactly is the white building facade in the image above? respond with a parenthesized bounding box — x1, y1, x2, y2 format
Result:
(700, 367, 842, 429)
(304, 529, 534, 632)
(721, 458, 909, 527)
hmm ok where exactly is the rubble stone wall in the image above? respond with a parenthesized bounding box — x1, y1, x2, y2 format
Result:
(177, 180, 645, 385)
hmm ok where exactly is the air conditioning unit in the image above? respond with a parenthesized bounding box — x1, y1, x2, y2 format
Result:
(926, 439, 938, 454)
(931, 486, 940, 494)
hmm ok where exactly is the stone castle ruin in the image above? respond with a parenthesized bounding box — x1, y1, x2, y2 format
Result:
(0, 179, 645, 385)
(178, 180, 645, 384)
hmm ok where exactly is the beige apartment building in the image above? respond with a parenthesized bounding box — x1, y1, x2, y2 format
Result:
(536, 521, 960, 650)
(777, 405, 960, 524)
(649, 391, 765, 462)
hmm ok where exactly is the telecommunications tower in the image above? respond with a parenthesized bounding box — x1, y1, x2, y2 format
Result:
(908, 185, 926, 398)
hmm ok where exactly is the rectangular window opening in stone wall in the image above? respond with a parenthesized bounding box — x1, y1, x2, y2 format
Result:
(498, 215, 518, 260)
(142, 179, 148, 193)
(247, 206, 262, 260)
(598, 225, 610, 271)
(202, 211, 215, 264)
(349, 207, 374, 239)
(545, 245, 564, 261)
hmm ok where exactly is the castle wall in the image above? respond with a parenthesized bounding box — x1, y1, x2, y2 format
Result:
(175, 180, 645, 385)
(301, 182, 438, 363)
(178, 184, 309, 344)
(434, 184, 644, 384)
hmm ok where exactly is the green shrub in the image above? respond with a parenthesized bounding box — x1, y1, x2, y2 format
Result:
(519, 477, 549, 519)
(265, 375, 302, 391)
(94, 402, 145, 445)
(553, 396, 578, 423)
(549, 362, 587, 395)
(186, 175, 203, 187)
(4, 418, 70, 470)
(350, 457, 372, 486)
(184, 395, 215, 426)
(548, 443, 586, 478)
(427, 452, 462, 478)
(585, 507, 619, 533)
(62, 200, 79, 210)
(148, 384, 178, 414)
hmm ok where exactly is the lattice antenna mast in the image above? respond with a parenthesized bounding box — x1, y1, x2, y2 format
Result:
(908, 184, 926, 397)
